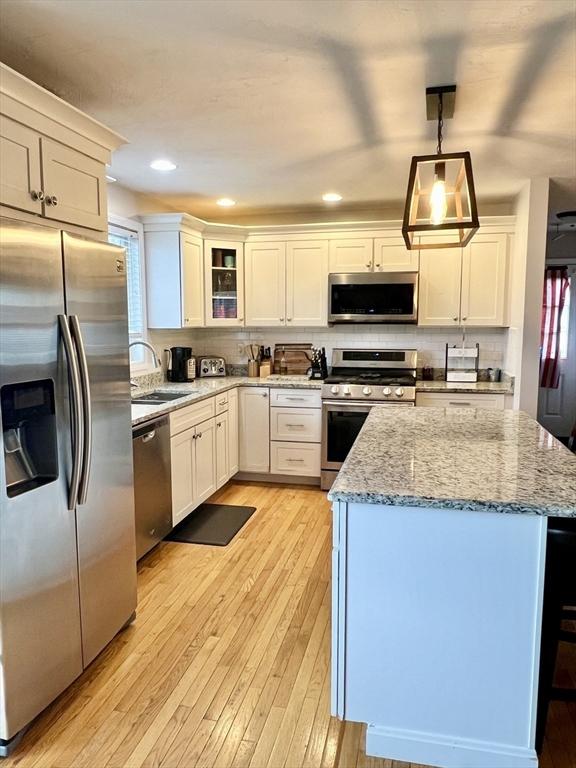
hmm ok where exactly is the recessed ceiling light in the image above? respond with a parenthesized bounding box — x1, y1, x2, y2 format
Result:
(105, 175, 117, 183)
(217, 198, 236, 207)
(322, 192, 343, 203)
(150, 159, 177, 171)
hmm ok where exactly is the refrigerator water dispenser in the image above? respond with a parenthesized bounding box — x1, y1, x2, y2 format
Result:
(1, 379, 58, 497)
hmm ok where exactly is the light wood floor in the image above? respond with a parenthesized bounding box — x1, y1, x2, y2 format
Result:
(5, 482, 575, 768)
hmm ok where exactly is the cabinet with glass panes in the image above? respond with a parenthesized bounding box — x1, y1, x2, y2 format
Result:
(203, 240, 245, 326)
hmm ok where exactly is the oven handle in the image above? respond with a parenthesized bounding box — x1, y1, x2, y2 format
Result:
(322, 400, 374, 410)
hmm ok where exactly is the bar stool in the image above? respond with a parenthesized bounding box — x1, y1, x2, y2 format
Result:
(535, 516, 576, 753)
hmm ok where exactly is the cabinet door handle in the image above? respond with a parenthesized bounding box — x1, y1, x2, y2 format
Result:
(287, 318, 292, 322)
(31, 190, 45, 201)
(365, 262, 372, 268)
(279, 317, 284, 322)
(197, 432, 202, 438)
(453, 316, 458, 322)
(375, 263, 381, 268)
(262, 393, 268, 398)
(45, 195, 59, 206)
(462, 316, 467, 321)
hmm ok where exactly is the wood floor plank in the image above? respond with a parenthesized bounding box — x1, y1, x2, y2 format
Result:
(4, 482, 573, 768)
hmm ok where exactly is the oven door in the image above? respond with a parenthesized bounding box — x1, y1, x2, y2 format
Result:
(322, 401, 373, 472)
(328, 272, 418, 323)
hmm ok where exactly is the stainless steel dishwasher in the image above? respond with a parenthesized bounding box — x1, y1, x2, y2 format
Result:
(132, 416, 172, 560)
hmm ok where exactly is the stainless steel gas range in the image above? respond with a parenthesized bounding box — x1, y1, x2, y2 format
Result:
(321, 348, 417, 490)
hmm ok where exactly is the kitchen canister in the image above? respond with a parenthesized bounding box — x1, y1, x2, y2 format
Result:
(248, 359, 260, 378)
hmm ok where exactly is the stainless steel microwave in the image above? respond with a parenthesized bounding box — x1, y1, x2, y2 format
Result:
(328, 272, 418, 324)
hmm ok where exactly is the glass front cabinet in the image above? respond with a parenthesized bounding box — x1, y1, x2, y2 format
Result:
(203, 240, 245, 326)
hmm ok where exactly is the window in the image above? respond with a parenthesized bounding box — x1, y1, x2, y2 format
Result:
(108, 217, 148, 368)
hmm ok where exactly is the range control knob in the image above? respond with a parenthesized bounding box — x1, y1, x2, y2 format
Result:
(343, 385, 351, 396)
(330, 385, 340, 395)
(395, 387, 405, 398)
(362, 387, 372, 396)
(383, 387, 392, 397)
(202, 367, 208, 374)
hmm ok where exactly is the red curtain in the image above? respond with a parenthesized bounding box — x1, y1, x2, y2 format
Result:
(540, 267, 569, 388)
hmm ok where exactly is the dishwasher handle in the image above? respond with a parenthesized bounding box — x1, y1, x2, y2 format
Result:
(132, 416, 168, 441)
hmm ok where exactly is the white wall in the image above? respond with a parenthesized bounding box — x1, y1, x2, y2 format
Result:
(504, 179, 549, 415)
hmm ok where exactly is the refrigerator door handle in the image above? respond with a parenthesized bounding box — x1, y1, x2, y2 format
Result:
(58, 314, 84, 510)
(70, 315, 92, 506)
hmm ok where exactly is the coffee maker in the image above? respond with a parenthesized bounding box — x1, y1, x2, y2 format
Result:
(165, 347, 196, 382)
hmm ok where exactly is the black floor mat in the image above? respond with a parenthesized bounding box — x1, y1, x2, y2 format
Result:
(165, 503, 256, 546)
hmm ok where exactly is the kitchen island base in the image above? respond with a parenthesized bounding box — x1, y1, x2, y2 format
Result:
(331, 501, 547, 768)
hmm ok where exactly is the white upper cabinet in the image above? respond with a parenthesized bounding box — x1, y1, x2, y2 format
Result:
(419, 233, 509, 327)
(0, 115, 43, 214)
(461, 234, 508, 327)
(286, 241, 329, 326)
(204, 240, 245, 326)
(145, 230, 205, 328)
(418, 247, 462, 326)
(181, 234, 204, 327)
(0, 117, 106, 230)
(245, 242, 286, 326)
(40, 138, 106, 230)
(329, 238, 373, 273)
(373, 236, 419, 272)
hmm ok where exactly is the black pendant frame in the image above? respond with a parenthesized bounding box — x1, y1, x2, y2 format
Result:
(402, 150, 480, 250)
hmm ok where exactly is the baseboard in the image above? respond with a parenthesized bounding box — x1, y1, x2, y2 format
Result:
(234, 472, 320, 486)
(366, 724, 538, 768)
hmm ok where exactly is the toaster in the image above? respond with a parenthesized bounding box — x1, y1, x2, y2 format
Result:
(198, 357, 226, 377)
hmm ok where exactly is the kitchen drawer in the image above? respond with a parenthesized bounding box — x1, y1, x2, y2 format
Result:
(170, 397, 216, 435)
(215, 391, 229, 414)
(270, 388, 321, 409)
(416, 392, 505, 409)
(270, 441, 321, 477)
(270, 406, 321, 443)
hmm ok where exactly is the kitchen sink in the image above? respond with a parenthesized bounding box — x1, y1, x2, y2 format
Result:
(131, 391, 188, 405)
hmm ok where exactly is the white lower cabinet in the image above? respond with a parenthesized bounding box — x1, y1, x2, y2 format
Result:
(170, 416, 216, 526)
(215, 411, 229, 488)
(270, 441, 321, 476)
(228, 389, 239, 477)
(416, 392, 505, 409)
(239, 387, 270, 472)
(270, 406, 321, 443)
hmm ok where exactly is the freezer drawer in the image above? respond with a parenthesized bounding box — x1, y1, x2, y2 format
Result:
(133, 416, 172, 560)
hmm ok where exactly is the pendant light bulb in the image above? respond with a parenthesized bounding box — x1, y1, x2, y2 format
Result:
(429, 162, 447, 225)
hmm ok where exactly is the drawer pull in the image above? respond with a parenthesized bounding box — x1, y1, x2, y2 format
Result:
(286, 423, 304, 428)
(449, 401, 472, 406)
(285, 396, 305, 401)
(286, 458, 304, 462)
(218, 399, 227, 405)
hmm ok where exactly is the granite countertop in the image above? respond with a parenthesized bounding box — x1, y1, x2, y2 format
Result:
(415, 380, 513, 395)
(131, 375, 322, 426)
(328, 407, 576, 517)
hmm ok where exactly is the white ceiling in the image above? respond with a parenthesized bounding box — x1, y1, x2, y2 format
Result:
(1, 0, 575, 220)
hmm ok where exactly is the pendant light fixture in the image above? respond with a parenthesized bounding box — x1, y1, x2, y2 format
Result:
(402, 85, 479, 250)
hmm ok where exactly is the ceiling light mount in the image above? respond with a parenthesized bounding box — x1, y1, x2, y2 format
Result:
(322, 192, 343, 203)
(217, 197, 236, 207)
(150, 159, 176, 171)
(402, 84, 479, 250)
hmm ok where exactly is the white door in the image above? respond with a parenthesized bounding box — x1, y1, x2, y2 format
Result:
(239, 387, 270, 472)
(215, 411, 229, 488)
(180, 234, 204, 327)
(40, 137, 106, 230)
(538, 266, 576, 438)
(418, 248, 462, 326)
(204, 240, 245, 327)
(245, 242, 286, 326)
(228, 389, 239, 477)
(374, 237, 419, 272)
(0, 115, 43, 214)
(194, 418, 217, 505)
(461, 234, 508, 326)
(170, 428, 195, 525)
(329, 239, 373, 272)
(286, 241, 329, 327)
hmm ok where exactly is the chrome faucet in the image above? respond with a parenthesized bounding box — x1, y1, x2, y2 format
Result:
(129, 341, 161, 387)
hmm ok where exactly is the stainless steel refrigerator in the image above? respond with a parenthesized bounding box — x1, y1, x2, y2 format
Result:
(0, 216, 137, 754)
